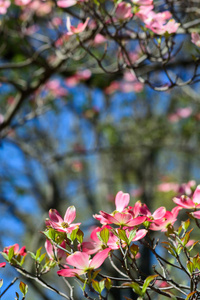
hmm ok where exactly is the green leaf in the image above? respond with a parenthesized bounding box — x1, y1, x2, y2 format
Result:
(130, 244, 139, 257)
(43, 229, 56, 241)
(188, 241, 199, 252)
(118, 229, 129, 244)
(182, 219, 190, 232)
(35, 247, 42, 260)
(92, 269, 100, 280)
(39, 253, 46, 263)
(128, 230, 136, 245)
(8, 247, 14, 261)
(29, 252, 36, 260)
(70, 228, 79, 242)
(105, 277, 112, 290)
(100, 228, 110, 245)
(142, 275, 158, 294)
(19, 281, 28, 296)
(187, 261, 194, 274)
(182, 229, 193, 247)
(20, 255, 26, 266)
(92, 280, 101, 294)
(123, 282, 143, 296)
(99, 279, 105, 293)
(186, 291, 196, 300)
(1, 252, 8, 261)
(0, 279, 3, 288)
(76, 229, 84, 244)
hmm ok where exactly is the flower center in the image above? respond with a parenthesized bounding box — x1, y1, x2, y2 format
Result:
(61, 222, 69, 228)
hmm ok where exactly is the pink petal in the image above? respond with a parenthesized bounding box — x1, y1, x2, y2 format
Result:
(0, 262, 6, 268)
(66, 251, 89, 269)
(193, 185, 200, 204)
(57, 0, 77, 8)
(49, 209, 63, 223)
(57, 267, 85, 277)
(100, 211, 119, 224)
(173, 196, 195, 209)
(18, 246, 26, 256)
(191, 211, 200, 219)
(45, 240, 54, 258)
(64, 206, 76, 224)
(127, 216, 146, 227)
(153, 207, 166, 219)
(89, 248, 110, 269)
(113, 212, 132, 225)
(115, 191, 130, 212)
(132, 229, 147, 241)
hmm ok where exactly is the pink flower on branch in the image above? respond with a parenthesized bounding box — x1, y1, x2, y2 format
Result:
(46, 206, 81, 233)
(98, 211, 146, 227)
(149, 207, 182, 232)
(57, 248, 110, 277)
(3, 244, 26, 256)
(45, 240, 67, 264)
(115, 2, 133, 21)
(191, 32, 200, 47)
(66, 17, 89, 35)
(173, 185, 200, 209)
(94, 191, 146, 227)
(132, 201, 166, 222)
(57, 0, 77, 8)
(81, 226, 119, 254)
(0, 0, 10, 14)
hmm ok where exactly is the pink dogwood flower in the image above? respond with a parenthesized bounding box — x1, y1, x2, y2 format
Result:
(57, 0, 77, 7)
(0, 0, 10, 14)
(45, 240, 67, 264)
(173, 185, 200, 209)
(149, 207, 182, 231)
(3, 244, 26, 256)
(57, 248, 110, 277)
(46, 206, 81, 233)
(81, 226, 119, 254)
(66, 17, 89, 35)
(115, 2, 133, 20)
(191, 32, 200, 47)
(132, 201, 166, 221)
(94, 191, 146, 227)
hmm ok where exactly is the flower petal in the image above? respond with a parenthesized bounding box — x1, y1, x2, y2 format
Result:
(64, 206, 76, 224)
(115, 191, 130, 212)
(89, 248, 110, 269)
(57, 267, 85, 277)
(66, 251, 90, 269)
(49, 209, 63, 223)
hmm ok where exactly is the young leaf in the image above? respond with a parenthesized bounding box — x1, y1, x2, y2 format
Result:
(187, 261, 194, 274)
(0, 279, 3, 288)
(118, 229, 129, 244)
(70, 228, 78, 241)
(19, 281, 28, 296)
(130, 244, 139, 257)
(186, 291, 197, 300)
(76, 229, 84, 243)
(35, 247, 42, 260)
(123, 282, 143, 296)
(92, 280, 101, 294)
(142, 275, 158, 294)
(100, 227, 110, 245)
(105, 277, 112, 290)
(8, 247, 14, 261)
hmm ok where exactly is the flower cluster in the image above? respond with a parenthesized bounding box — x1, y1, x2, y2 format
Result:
(2, 185, 200, 299)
